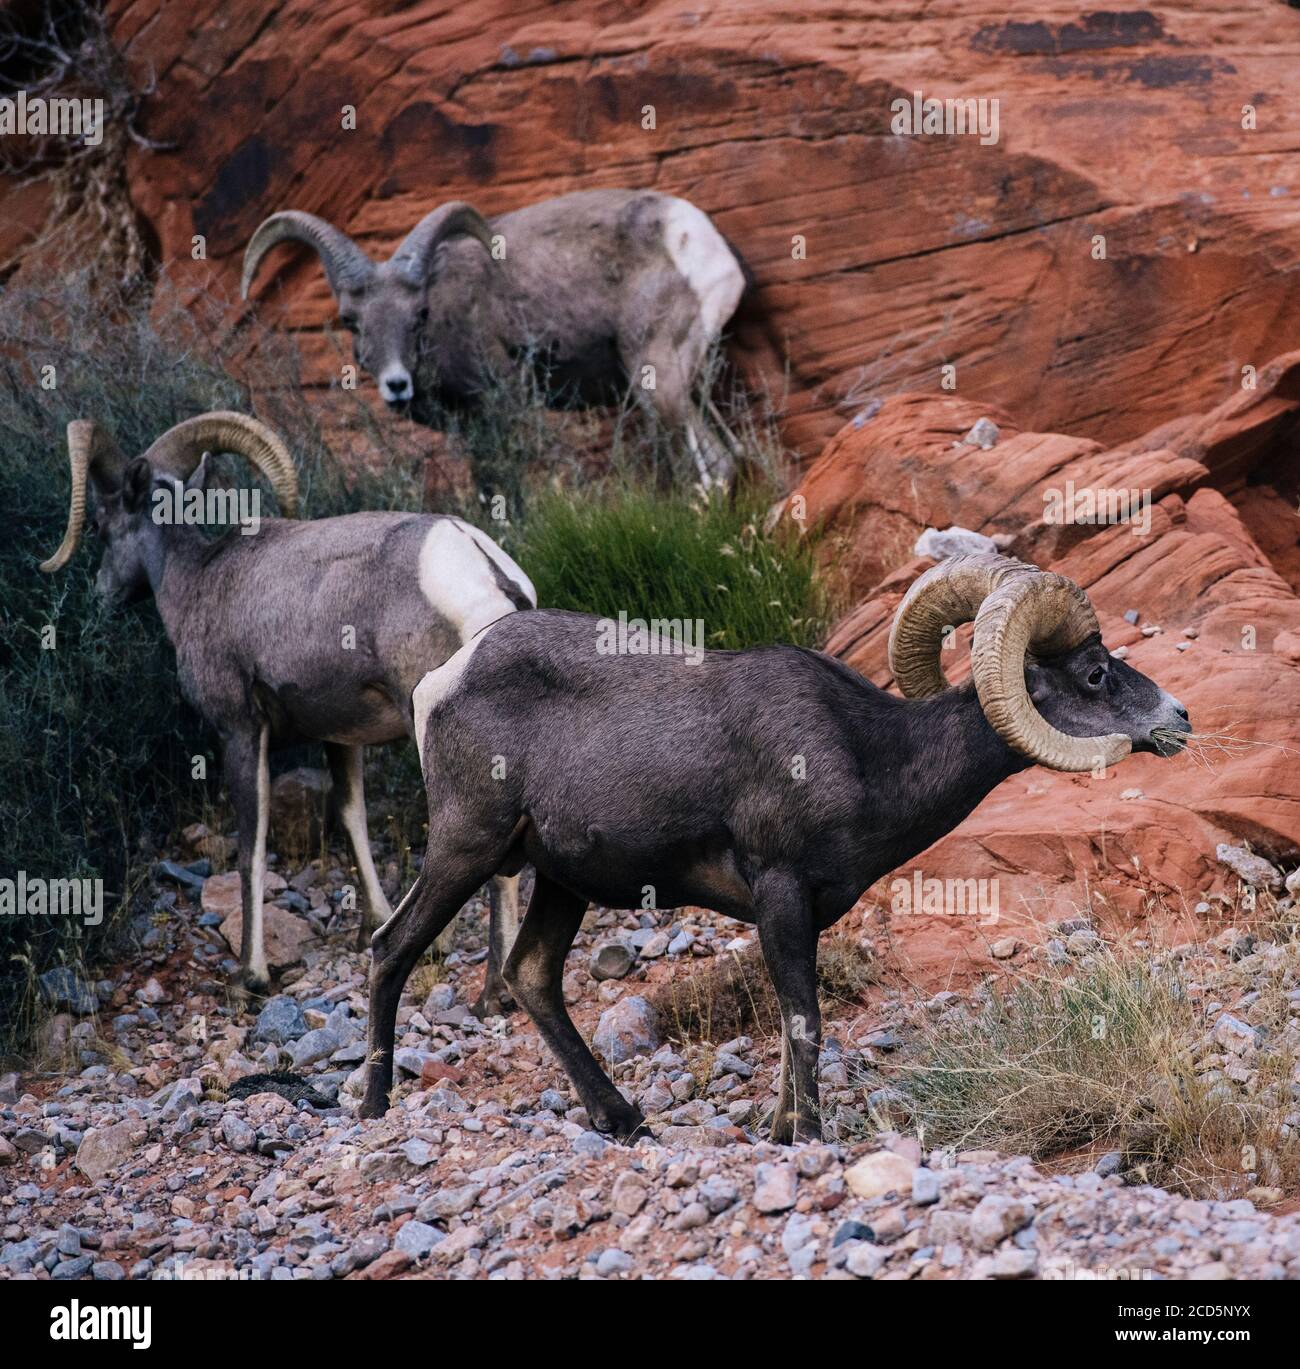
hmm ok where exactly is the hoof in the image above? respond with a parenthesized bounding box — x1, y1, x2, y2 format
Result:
(468, 985, 516, 1020)
(766, 1110, 821, 1146)
(231, 971, 270, 1007)
(592, 1103, 648, 1145)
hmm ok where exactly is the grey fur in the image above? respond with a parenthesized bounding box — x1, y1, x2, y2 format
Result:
(361, 605, 1190, 1140)
(242, 189, 747, 485)
(81, 441, 534, 1005)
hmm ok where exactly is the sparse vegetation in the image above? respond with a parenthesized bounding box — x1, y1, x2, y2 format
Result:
(652, 933, 876, 1046)
(859, 940, 1300, 1200)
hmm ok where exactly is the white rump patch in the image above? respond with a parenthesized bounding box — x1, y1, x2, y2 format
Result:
(417, 518, 535, 644)
(661, 198, 745, 340)
(412, 633, 484, 767)
(452, 517, 537, 608)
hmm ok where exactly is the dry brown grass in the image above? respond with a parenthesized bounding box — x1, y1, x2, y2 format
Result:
(855, 939, 1300, 1201)
(650, 932, 877, 1046)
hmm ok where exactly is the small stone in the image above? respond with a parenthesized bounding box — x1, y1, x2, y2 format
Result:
(393, 1220, 443, 1259)
(220, 1114, 256, 1152)
(76, 1120, 139, 1182)
(592, 996, 661, 1066)
(970, 1195, 1035, 1250)
(590, 941, 636, 981)
(915, 525, 997, 562)
(155, 858, 206, 893)
(990, 937, 1018, 959)
(911, 1167, 941, 1205)
(833, 1219, 874, 1247)
(37, 967, 98, 1016)
(991, 1247, 1038, 1278)
(845, 1243, 889, 1278)
(1213, 1013, 1262, 1055)
(288, 1026, 341, 1068)
(844, 1150, 914, 1200)
(421, 984, 456, 1016)
(251, 996, 308, 1046)
(611, 1171, 649, 1217)
(753, 1162, 798, 1214)
(1215, 843, 1282, 891)
(596, 1247, 634, 1277)
(52, 1255, 95, 1280)
(961, 417, 1000, 449)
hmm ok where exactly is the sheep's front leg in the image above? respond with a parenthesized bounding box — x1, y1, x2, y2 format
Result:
(755, 871, 821, 1144)
(504, 873, 646, 1141)
(225, 725, 271, 996)
(325, 742, 393, 949)
(469, 874, 521, 1018)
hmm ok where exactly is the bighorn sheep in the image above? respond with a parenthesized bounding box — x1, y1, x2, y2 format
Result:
(39, 412, 534, 1011)
(360, 554, 1191, 1139)
(241, 190, 747, 485)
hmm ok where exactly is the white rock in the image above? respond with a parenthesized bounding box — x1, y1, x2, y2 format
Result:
(844, 1150, 914, 1200)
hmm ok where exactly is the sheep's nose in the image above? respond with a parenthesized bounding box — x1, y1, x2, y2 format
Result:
(380, 368, 412, 404)
(1176, 703, 1189, 721)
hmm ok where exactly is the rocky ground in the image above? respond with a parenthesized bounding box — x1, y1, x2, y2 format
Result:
(4, 833, 1300, 1283)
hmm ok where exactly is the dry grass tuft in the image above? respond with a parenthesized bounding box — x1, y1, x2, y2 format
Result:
(854, 941, 1300, 1200)
(650, 932, 876, 1046)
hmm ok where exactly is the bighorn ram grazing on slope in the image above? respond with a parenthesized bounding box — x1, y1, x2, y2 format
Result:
(40, 412, 534, 1010)
(360, 554, 1191, 1139)
(241, 189, 748, 485)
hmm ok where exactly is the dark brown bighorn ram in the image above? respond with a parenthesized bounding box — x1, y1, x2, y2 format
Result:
(40, 413, 534, 1009)
(241, 190, 748, 486)
(360, 553, 1190, 1140)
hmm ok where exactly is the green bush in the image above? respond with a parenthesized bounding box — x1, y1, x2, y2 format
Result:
(0, 278, 238, 1042)
(510, 482, 833, 651)
(0, 275, 428, 1047)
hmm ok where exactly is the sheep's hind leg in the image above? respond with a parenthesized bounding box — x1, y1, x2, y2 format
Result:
(360, 851, 498, 1119)
(469, 873, 522, 1019)
(225, 724, 272, 1001)
(754, 871, 822, 1144)
(504, 873, 646, 1142)
(325, 742, 393, 950)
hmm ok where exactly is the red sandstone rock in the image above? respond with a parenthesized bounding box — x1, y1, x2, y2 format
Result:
(788, 353, 1300, 983)
(3, 2, 1297, 463)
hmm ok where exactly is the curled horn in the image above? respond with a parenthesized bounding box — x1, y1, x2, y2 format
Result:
(40, 421, 124, 573)
(242, 211, 375, 299)
(388, 201, 495, 285)
(142, 411, 298, 518)
(888, 552, 1129, 772)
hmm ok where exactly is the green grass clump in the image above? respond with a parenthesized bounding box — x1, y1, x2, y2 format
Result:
(513, 483, 833, 651)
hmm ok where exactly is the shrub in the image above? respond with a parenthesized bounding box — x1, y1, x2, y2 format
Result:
(859, 945, 1300, 1199)
(510, 481, 834, 651)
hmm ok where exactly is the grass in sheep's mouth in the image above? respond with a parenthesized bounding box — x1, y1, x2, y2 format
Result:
(1153, 728, 1300, 772)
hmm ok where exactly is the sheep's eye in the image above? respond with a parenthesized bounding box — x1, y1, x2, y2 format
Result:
(340, 314, 358, 332)
(416, 306, 429, 325)
(1086, 665, 1107, 690)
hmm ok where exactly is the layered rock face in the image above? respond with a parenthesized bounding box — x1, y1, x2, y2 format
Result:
(4, 1, 1297, 459)
(781, 354, 1300, 983)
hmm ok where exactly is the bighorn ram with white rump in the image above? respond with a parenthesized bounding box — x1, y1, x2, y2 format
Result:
(361, 554, 1191, 1139)
(40, 412, 533, 1010)
(241, 189, 747, 485)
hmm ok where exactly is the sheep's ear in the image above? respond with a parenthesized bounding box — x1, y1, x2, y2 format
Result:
(121, 457, 152, 513)
(184, 452, 210, 495)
